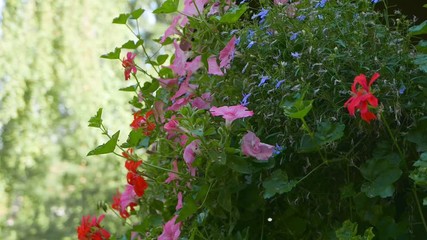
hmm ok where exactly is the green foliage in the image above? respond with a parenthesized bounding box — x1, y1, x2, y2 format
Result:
(262, 170, 296, 198)
(87, 131, 120, 156)
(152, 0, 179, 14)
(335, 220, 375, 240)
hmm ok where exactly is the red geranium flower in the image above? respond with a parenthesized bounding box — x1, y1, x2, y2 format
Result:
(344, 73, 380, 123)
(130, 110, 156, 135)
(122, 52, 137, 80)
(77, 214, 110, 240)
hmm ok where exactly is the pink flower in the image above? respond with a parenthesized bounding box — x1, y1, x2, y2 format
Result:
(168, 96, 192, 111)
(169, 40, 187, 76)
(210, 104, 254, 127)
(159, 78, 179, 90)
(192, 92, 212, 109)
(176, 192, 183, 210)
(160, 15, 188, 43)
(170, 73, 197, 101)
(158, 215, 182, 240)
(122, 52, 137, 80)
(185, 55, 202, 74)
(164, 115, 180, 135)
(184, 139, 201, 164)
(120, 184, 139, 211)
(219, 36, 236, 69)
(241, 131, 274, 161)
(165, 160, 180, 184)
(207, 56, 224, 76)
(182, 0, 209, 16)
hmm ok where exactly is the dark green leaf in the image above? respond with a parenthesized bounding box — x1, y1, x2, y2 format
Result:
(121, 129, 143, 148)
(416, 40, 427, 54)
(130, 8, 145, 19)
(138, 136, 150, 149)
(87, 131, 120, 156)
(88, 108, 103, 128)
(315, 121, 345, 144)
(100, 47, 121, 59)
(406, 119, 427, 152)
(227, 154, 254, 174)
(112, 13, 131, 24)
(219, 4, 248, 24)
(335, 220, 374, 240)
(153, 0, 179, 14)
(177, 195, 198, 222)
(262, 170, 296, 199)
(414, 54, 427, 73)
(298, 134, 320, 153)
(218, 190, 232, 212)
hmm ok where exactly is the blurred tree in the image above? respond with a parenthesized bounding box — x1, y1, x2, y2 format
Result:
(0, 0, 164, 239)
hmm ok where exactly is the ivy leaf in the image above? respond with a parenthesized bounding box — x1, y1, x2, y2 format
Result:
(262, 170, 296, 199)
(100, 47, 121, 59)
(360, 154, 402, 198)
(121, 129, 143, 148)
(130, 8, 145, 19)
(315, 121, 345, 144)
(88, 108, 103, 128)
(112, 13, 131, 24)
(156, 54, 169, 65)
(153, 0, 179, 14)
(177, 195, 198, 222)
(335, 220, 375, 240)
(121, 40, 144, 49)
(409, 20, 427, 36)
(283, 98, 313, 119)
(119, 85, 137, 92)
(219, 4, 248, 24)
(87, 131, 120, 156)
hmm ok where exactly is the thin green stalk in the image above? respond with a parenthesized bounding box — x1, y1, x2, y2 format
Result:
(412, 187, 427, 233)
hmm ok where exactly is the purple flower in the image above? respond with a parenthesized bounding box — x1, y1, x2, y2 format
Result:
(275, 79, 285, 89)
(371, 0, 380, 3)
(247, 41, 256, 49)
(247, 30, 255, 39)
(291, 52, 301, 59)
(241, 93, 251, 106)
(273, 144, 285, 155)
(251, 8, 269, 24)
(258, 75, 270, 86)
(399, 85, 406, 94)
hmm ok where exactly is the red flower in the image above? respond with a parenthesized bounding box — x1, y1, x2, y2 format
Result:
(344, 73, 380, 123)
(125, 159, 142, 173)
(130, 110, 156, 135)
(122, 52, 137, 80)
(77, 214, 110, 240)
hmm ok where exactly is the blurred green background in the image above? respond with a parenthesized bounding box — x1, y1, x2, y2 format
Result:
(0, 0, 165, 239)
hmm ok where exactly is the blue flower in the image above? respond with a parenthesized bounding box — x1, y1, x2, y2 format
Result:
(241, 93, 251, 106)
(371, 0, 380, 3)
(315, 0, 327, 8)
(291, 52, 301, 59)
(252, 8, 269, 24)
(247, 41, 256, 49)
(275, 79, 286, 89)
(317, 14, 324, 20)
(247, 30, 255, 39)
(290, 32, 299, 41)
(273, 144, 285, 155)
(258, 76, 270, 86)
(399, 85, 406, 94)
(296, 15, 306, 21)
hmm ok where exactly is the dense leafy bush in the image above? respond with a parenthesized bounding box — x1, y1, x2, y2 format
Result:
(78, 0, 427, 239)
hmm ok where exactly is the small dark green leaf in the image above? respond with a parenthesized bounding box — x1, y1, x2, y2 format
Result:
(138, 136, 150, 149)
(112, 13, 131, 24)
(407, 119, 427, 152)
(87, 131, 120, 156)
(121, 129, 143, 148)
(156, 54, 169, 65)
(141, 79, 160, 95)
(130, 8, 145, 19)
(119, 85, 137, 92)
(315, 121, 345, 144)
(219, 4, 248, 23)
(153, 0, 179, 14)
(100, 47, 121, 59)
(88, 108, 103, 128)
(262, 170, 296, 199)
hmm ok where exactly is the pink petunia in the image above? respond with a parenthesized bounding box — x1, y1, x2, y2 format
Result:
(176, 192, 183, 210)
(169, 40, 187, 76)
(158, 215, 182, 240)
(207, 56, 224, 76)
(210, 104, 254, 127)
(185, 55, 202, 74)
(120, 184, 139, 212)
(159, 78, 179, 90)
(219, 36, 236, 69)
(182, 0, 209, 16)
(241, 131, 274, 161)
(192, 92, 212, 110)
(184, 139, 201, 164)
(168, 96, 192, 111)
(161, 15, 181, 43)
(165, 160, 180, 184)
(170, 73, 198, 101)
(164, 115, 180, 135)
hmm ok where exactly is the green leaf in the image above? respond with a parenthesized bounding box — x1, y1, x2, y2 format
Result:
(315, 121, 345, 144)
(177, 195, 198, 222)
(130, 8, 145, 19)
(88, 108, 103, 128)
(218, 190, 232, 212)
(409, 20, 427, 36)
(406, 118, 427, 152)
(141, 79, 160, 95)
(112, 13, 131, 24)
(227, 154, 254, 174)
(121, 40, 143, 49)
(298, 134, 320, 153)
(410, 152, 427, 186)
(414, 54, 427, 73)
(119, 85, 137, 92)
(156, 54, 169, 65)
(153, 0, 179, 14)
(262, 170, 296, 199)
(100, 47, 121, 59)
(121, 129, 143, 148)
(360, 154, 402, 198)
(219, 4, 248, 24)
(335, 220, 374, 240)
(416, 40, 427, 54)
(283, 98, 313, 119)
(87, 131, 120, 156)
